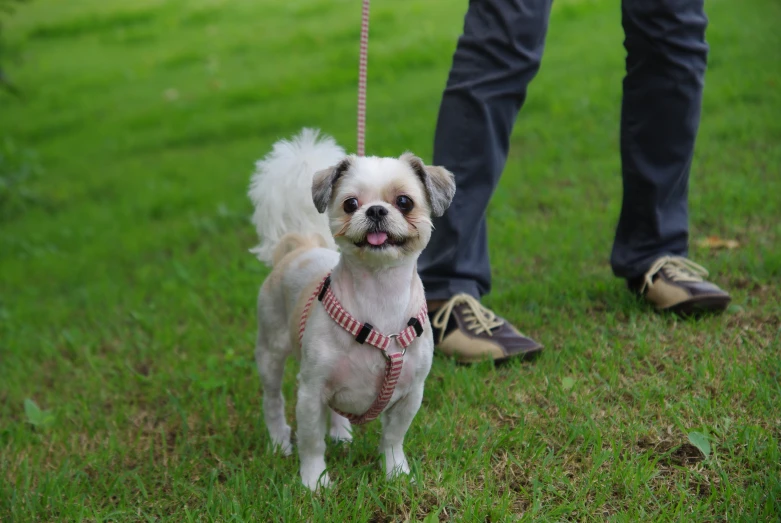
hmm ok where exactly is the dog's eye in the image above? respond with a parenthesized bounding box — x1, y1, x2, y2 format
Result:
(343, 198, 359, 214)
(396, 195, 414, 213)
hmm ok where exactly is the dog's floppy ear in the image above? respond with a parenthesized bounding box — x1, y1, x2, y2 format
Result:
(401, 153, 456, 217)
(312, 157, 352, 213)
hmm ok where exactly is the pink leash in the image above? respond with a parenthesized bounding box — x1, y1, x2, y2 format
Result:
(357, 0, 370, 157)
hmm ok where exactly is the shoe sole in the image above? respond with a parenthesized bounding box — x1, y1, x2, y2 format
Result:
(448, 344, 544, 366)
(495, 345, 544, 366)
(663, 295, 731, 317)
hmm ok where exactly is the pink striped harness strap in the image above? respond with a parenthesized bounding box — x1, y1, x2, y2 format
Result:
(298, 274, 428, 425)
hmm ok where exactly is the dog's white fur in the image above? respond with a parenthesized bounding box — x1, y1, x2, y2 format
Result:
(249, 129, 455, 490)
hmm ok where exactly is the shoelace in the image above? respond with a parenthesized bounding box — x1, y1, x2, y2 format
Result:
(430, 294, 504, 344)
(641, 256, 709, 293)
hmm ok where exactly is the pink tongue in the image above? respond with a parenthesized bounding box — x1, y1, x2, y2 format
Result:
(366, 232, 388, 246)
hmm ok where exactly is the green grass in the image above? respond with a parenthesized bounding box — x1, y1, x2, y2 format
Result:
(1, 0, 780, 520)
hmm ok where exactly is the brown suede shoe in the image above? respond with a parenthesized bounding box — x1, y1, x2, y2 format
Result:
(429, 294, 543, 364)
(628, 256, 731, 316)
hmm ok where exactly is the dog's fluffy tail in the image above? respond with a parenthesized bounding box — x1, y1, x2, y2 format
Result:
(248, 128, 343, 265)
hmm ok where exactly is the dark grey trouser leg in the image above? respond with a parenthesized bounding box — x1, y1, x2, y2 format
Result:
(611, 0, 709, 279)
(419, 0, 554, 300)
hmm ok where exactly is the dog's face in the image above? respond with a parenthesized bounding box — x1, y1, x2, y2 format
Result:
(311, 153, 455, 266)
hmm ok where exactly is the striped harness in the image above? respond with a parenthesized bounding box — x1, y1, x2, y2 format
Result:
(298, 274, 427, 425)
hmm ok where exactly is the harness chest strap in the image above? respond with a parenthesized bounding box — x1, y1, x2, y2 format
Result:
(298, 274, 427, 425)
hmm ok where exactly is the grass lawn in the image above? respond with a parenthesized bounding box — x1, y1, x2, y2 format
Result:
(1, 0, 780, 520)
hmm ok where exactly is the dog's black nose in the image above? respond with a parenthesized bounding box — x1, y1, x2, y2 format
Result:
(365, 205, 388, 222)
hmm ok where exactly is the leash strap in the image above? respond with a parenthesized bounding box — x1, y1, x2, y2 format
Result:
(298, 274, 427, 424)
(357, 0, 370, 156)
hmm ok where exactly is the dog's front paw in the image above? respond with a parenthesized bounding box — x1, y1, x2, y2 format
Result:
(300, 459, 331, 491)
(385, 461, 411, 480)
(383, 447, 411, 480)
(301, 470, 331, 491)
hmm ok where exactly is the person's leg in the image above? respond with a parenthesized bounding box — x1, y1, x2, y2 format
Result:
(613, 0, 730, 315)
(419, 0, 553, 363)
(419, 0, 554, 300)
(611, 0, 708, 278)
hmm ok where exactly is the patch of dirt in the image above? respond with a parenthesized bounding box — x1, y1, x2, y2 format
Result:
(667, 443, 705, 466)
(637, 437, 705, 467)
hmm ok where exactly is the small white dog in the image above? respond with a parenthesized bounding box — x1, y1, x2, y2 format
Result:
(248, 129, 455, 490)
